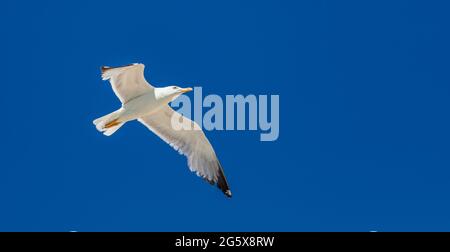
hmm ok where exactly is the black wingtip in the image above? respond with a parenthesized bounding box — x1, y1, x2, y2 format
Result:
(216, 161, 232, 198)
(101, 64, 136, 74)
(224, 189, 232, 198)
(100, 66, 111, 74)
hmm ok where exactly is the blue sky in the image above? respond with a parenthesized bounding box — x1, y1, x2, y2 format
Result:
(1, 0, 450, 231)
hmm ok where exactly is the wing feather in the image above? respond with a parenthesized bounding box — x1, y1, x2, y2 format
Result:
(101, 63, 153, 103)
(138, 106, 232, 197)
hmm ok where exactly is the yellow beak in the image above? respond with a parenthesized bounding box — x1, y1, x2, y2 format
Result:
(180, 87, 193, 93)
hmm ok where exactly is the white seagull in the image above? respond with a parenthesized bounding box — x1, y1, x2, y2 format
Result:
(93, 63, 232, 197)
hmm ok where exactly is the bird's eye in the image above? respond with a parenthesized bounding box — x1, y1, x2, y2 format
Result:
(173, 87, 177, 89)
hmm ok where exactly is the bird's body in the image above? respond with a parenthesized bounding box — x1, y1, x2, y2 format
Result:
(93, 63, 232, 197)
(111, 91, 162, 123)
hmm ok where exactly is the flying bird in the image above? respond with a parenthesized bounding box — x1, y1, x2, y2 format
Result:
(93, 63, 232, 197)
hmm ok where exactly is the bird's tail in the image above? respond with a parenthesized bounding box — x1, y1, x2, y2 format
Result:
(93, 109, 125, 136)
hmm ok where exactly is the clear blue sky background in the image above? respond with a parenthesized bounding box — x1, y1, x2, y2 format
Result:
(1, 0, 449, 231)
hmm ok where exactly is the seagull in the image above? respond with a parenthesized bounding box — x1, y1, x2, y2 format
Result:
(93, 63, 232, 198)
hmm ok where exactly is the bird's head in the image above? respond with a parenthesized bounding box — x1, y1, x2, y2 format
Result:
(157, 85, 193, 102)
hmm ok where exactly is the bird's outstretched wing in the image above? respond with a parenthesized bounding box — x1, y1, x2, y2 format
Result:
(138, 106, 232, 197)
(101, 63, 153, 104)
